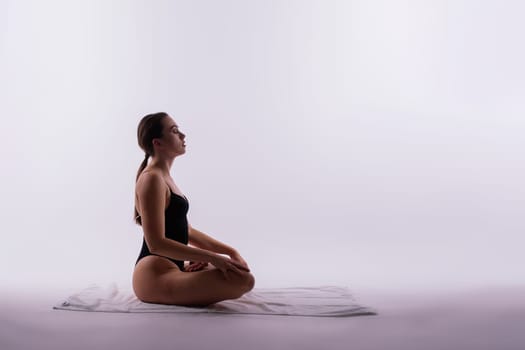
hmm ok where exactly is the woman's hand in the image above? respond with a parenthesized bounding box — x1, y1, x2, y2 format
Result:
(229, 250, 249, 270)
(186, 261, 208, 272)
(210, 254, 250, 280)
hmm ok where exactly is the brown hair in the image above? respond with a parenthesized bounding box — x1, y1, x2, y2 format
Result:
(134, 112, 169, 225)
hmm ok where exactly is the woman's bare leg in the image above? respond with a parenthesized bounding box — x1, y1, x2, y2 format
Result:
(133, 255, 255, 306)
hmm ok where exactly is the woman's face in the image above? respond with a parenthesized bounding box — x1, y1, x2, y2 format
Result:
(158, 116, 186, 156)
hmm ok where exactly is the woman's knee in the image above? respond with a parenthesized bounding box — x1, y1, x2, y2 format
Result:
(233, 271, 255, 294)
(244, 272, 255, 292)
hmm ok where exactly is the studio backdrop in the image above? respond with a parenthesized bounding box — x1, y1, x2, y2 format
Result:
(1, 0, 524, 293)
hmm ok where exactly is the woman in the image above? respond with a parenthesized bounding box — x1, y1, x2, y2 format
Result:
(132, 112, 255, 306)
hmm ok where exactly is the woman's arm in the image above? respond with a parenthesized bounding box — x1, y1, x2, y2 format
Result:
(188, 224, 249, 268)
(188, 224, 235, 255)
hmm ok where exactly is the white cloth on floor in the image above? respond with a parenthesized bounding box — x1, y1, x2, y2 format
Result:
(53, 283, 376, 317)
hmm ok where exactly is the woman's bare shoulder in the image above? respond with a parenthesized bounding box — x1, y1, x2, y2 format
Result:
(136, 170, 165, 196)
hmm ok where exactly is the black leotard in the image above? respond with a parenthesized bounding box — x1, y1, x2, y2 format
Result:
(135, 188, 189, 271)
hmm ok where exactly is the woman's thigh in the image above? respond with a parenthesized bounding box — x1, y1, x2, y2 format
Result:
(133, 255, 254, 306)
(160, 267, 255, 306)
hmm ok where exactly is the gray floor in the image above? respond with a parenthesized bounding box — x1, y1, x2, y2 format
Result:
(1, 286, 524, 350)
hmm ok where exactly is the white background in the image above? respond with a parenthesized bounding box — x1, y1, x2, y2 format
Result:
(1, 0, 524, 293)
